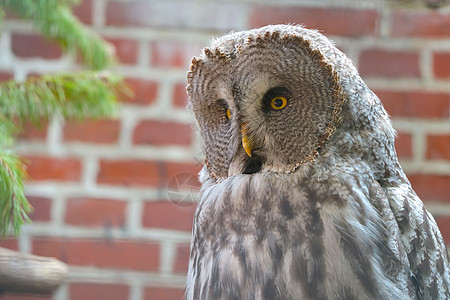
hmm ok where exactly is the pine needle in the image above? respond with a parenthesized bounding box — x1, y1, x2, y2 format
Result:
(0, 152, 32, 236)
(0, 71, 127, 235)
(0, 116, 16, 147)
(0, 71, 124, 125)
(0, 1, 128, 236)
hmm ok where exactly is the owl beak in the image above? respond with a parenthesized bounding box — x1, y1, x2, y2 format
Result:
(241, 122, 253, 157)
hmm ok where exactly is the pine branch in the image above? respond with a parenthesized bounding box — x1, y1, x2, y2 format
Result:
(0, 116, 16, 147)
(0, 72, 126, 235)
(0, 1, 129, 237)
(0, 152, 31, 236)
(0, 72, 124, 125)
(2, 0, 114, 69)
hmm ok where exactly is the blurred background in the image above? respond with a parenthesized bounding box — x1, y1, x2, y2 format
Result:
(0, 0, 449, 299)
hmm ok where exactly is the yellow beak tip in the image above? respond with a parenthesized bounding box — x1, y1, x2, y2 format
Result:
(241, 122, 253, 157)
(242, 136, 253, 157)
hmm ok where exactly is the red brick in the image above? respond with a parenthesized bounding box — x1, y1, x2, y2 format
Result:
(426, 135, 450, 160)
(18, 120, 48, 140)
(375, 90, 450, 119)
(106, 1, 245, 31)
(32, 237, 160, 271)
(133, 120, 192, 146)
(151, 40, 203, 69)
(0, 71, 13, 81)
(12, 34, 62, 59)
(28, 196, 52, 222)
(250, 6, 378, 37)
(25, 156, 81, 182)
(408, 174, 450, 203)
(65, 198, 126, 227)
(173, 244, 190, 273)
(98, 159, 160, 186)
(73, 0, 92, 24)
(359, 49, 420, 78)
(142, 201, 196, 231)
(173, 83, 188, 108)
(106, 1, 148, 27)
(433, 53, 450, 78)
(395, 132, 412, 159)
(98, 160, 201, 187)
(435, 216, 450, 246)
(4, 8, 19, 20)
(105, 37, 138, 65)
(70, 283, 129, 300)
(0, 294, 52, 300)
(392, 11, 450, 38)
(144, 287, 185, 300)
(167, 162, 203, 177)
(125, 78, 158, 105)
(63, 119, 120, 144)
(0, 238, 19, 250)
(166, 162, 202, 189)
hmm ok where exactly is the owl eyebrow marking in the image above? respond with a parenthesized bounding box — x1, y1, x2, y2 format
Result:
(207, 98, 227, 107)
(231, 83, 241, 100)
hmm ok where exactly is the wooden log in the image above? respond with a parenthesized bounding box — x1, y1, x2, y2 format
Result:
(0, 247, 68, 294)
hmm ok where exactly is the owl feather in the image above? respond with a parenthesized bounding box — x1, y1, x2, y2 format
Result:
(186, 24, 449, 300)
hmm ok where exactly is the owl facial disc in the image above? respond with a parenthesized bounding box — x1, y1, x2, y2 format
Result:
(188, 26, 347, 181)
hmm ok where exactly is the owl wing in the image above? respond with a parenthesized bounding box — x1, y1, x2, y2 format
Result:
(382, 179, 450, 298)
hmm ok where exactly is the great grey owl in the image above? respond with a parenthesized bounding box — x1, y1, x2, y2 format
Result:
(185, 24, 450, 299)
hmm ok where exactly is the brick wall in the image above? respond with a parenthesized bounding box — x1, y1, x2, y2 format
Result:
(0, 1, 449, 299)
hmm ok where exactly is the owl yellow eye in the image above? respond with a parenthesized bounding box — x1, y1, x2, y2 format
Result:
(270, 96, 287, 110)
(226, 108, 232, 119)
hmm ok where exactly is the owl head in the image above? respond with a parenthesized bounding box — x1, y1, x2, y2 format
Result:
(187, 25, 398, 183)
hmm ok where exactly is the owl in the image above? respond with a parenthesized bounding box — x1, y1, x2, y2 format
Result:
(185, 25, 450, 299)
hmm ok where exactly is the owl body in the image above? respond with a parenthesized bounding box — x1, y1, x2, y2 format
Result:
(188, 169, 412, 299)
(186, 25, 450, 299)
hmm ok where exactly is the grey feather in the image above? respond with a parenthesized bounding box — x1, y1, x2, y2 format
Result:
(186, 24, 450, 300)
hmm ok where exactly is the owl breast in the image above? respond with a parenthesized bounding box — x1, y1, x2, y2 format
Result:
(186, 171, 414, 300)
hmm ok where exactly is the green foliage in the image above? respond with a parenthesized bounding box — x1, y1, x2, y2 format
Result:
(0, 1, 125, 235)
(0, 116, 16, 148)
(0, 72, 122, 124)
(1, 0, 114, 69)
(0, 152, 31, 236)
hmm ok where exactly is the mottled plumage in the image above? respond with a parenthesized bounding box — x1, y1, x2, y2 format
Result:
(185, 25, 450, 299)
